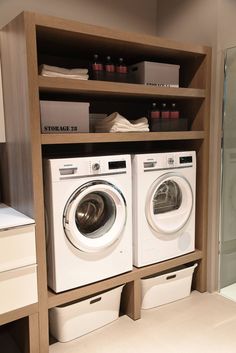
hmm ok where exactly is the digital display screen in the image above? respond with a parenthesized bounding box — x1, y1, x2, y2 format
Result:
(180, 156, 192, 164)
(109, 161, 126, 169)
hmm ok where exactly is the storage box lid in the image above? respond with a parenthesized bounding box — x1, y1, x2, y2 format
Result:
(0, 204, 35, 230)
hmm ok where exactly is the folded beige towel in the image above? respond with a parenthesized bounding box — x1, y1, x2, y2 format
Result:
(95, 112, 149, 132)
(39, 64, 89, 80)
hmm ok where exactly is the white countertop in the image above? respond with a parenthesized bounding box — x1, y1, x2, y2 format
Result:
(0, 203, 35, 230)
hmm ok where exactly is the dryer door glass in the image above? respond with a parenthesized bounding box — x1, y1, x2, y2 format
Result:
(63, 181, 126, 252)
(146, 173, 193, 235)
(153, 180, 182, 214)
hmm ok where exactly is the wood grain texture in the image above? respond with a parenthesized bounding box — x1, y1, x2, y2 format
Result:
(1, 12, 49, 353)
(29, 313, 40, 353)
(0, 304, 38, 326)
(41, 131, 206, 145)
(33, 12, 209, 56)
(38, 76, 206, 99)
(121, 280, 142, 320)
(0, 13, 34, 216)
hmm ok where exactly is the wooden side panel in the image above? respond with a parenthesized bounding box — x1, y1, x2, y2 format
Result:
(194, 49, 212, 292)
(0, 14, 34, 216)
(1, 13, 49, 353)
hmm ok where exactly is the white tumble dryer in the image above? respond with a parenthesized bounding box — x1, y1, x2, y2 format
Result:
(132, 151, 196, 267)
(44, 155, 132, 293)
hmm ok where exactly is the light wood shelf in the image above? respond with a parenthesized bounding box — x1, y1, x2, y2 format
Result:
(41, 131, 206, 145)
(48, 250, 203, 309)
(0, 304, 38, 326)
(38, 76, 206, 99)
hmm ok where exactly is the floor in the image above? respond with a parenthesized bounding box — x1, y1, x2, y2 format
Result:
(221, 283, 236, 302)
(50, 291, 236, 353)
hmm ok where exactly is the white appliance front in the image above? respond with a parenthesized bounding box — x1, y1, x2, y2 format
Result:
(44, 155, 132, 293)
(132, 151, 196, 267)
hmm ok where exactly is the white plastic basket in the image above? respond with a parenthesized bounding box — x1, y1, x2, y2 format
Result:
(141, 263, 198, 309)
(49, 285, 124, 342)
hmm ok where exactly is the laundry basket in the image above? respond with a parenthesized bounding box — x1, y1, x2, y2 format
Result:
(141, 263, 197, 309)
(49, 285, 124, 342)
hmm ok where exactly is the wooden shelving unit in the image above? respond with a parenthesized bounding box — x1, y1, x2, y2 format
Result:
(0, 11, 211, 353)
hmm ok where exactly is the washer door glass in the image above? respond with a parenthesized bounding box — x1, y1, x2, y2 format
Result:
(63, 181, 127, 252)
(146, 173, 193, 234)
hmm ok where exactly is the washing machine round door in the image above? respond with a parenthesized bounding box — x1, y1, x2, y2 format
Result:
(146, 173, 193, 235)
(63, 181, 127, 252)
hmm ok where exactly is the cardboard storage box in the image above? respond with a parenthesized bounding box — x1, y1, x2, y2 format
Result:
(129, 61, 180, 87)
(49, 285, 124, 342)
(0, 264, 38, 314)
(141, 264, 197, 309)
(40, 101, 90, 133)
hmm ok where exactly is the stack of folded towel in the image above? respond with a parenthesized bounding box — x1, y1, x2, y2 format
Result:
(39, 64, 89, 80)
(95, 112, 149, 132)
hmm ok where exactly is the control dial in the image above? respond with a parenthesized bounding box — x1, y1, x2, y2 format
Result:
(92, 162, 100, 171)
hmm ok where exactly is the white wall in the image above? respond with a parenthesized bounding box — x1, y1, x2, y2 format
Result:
(0, 0, 158, 35)
(156, 0, 217, 46)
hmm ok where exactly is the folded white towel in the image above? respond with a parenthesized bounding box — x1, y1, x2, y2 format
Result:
(39, 64, 89, 80)
(95, 112, 149, 132)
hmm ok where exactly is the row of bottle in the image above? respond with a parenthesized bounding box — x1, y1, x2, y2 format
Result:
(92, 54, 129, 82)
(149, 102, 180, 120)
(149, 102, 183, 132)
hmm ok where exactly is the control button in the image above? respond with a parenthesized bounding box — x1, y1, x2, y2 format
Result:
(92, 163, 100, 171)
(167, 157, 174, 165)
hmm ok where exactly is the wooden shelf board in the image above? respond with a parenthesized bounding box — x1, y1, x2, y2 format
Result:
(48, 250, 203, 309)
(38, 76, 206, 99)
(133, 249, 203, 279)
(0, 303, 39, 326)
(33, 12, 210, 57)
(41, 131, 205, 145)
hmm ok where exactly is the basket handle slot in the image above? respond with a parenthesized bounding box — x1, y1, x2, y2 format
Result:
(90, 297, 102, 304)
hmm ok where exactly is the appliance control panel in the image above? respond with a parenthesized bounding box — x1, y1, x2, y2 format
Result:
(48, 155, 130, 180)
(142, 151, 195, 170)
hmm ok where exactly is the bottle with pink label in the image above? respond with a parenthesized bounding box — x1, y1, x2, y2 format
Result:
(170, 103, 180, 119)
(92, 54, 104, 80)
(105, 56, 115, 81)
(116, 58, 128, 82)
(149, 102, 161, 131)
(161, 103, 170, 119)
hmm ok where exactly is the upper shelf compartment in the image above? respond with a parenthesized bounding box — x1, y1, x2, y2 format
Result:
(34, 13, 210, 90)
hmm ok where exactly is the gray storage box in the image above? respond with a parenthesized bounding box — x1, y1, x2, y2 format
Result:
(129, 61, 180, 87)
(40, 101, 90, 133)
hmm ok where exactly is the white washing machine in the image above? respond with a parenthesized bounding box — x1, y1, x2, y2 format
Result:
(132, 151, 196, 267)
(44, 155, 132, 293)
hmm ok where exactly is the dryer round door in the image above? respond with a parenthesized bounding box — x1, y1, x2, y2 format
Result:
(63, 181, 127, 252)
(145, 173, 193, 235)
